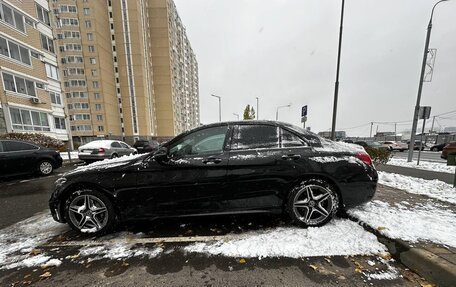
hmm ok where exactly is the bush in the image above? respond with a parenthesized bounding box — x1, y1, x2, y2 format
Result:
(0, 132, 65, 151)
(365, 147, 392, 165)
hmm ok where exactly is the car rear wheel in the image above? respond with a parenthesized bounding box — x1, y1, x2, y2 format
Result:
(65, 189, 116, 235)
(37, 160, 54, 176)
(287, 179, 339, 227)
(431, 147, 437, 152)
(111, 153, 118, 159)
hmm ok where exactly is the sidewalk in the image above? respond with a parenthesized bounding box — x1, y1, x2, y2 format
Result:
(348, 185, 456, 287)
(377, 164, 454, 184)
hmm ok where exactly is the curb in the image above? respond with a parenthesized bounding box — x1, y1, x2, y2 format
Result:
(347, 214, 456, 287)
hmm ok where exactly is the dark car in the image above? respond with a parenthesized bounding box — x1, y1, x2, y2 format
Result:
(0, 139, 63, 177)
(133, 139, 159, 154)
(49, 121, 377, 235)
(406, 140, 425, 151)
(441, 141, 456, 159)
(354, 141, 387, 150)
(430, 143, 446, 152)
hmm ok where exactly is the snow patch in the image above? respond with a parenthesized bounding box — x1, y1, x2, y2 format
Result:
(378, 171, 456, 204)
(348, 200, 456, 247)
(315, 139, 364, 153)
(67, 153, 144, 175)
(184, 219, 386, 258)
(387, 158, 455, 174)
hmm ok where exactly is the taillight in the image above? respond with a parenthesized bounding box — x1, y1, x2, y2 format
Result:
(98, 148, 105, 154)
(356, 152, 373, 166)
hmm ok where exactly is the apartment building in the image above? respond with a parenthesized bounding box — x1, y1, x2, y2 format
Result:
(50, 0, 199, 145)
(0, 0, 70, 143)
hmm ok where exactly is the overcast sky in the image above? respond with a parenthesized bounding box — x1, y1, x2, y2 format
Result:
(174, 0, 456, 136)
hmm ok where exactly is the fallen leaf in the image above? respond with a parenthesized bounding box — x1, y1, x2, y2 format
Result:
(121, 261, 129, 267)
(309, 264, 318, 271)
(377, 226, 387, 231)
(239, 258, 246, 264)
(354, 268, 363, 273)
(420, 284, 433, 287)
(30, 249, 41, 256)
(23, 274, 31, 279)
(324, 258, 331, 264)
(354, 261, 364, 269)
(39, 272, 52, 279)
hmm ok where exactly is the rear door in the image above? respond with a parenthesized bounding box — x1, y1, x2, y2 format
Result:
(225, 124, 311, 211)
(2, 140, 40, 175)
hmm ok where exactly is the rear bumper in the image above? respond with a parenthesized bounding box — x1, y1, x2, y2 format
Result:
(78, 153, 110, 160)
(338, 181, 377, 209)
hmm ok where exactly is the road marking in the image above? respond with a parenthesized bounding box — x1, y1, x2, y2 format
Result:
(44, 234, 238, 247)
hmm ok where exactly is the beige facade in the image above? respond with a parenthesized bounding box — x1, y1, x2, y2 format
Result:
(0, 0, 70, 142)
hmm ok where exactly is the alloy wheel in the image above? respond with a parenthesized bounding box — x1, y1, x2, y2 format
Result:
(292, 184, 335, 225)
(39, 161, 53, 175)
(68, 194, 109, 233)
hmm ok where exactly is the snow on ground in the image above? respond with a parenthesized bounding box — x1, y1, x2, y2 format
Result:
(378, 171, 456, 204)
(348, 200, 456, 247)
(0, 212, 69, 270)
(387, 157, 455, 174)
(184, 219, 386, 259)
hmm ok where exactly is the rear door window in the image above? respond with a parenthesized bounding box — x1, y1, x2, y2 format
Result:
(111, 142, 122, 148)
(3, 141, 38, 151)
(232, 125, 279, 150)
(280, 128, 307, 148)
(0, 142, 3, 152)
(120, 142, 129, 148)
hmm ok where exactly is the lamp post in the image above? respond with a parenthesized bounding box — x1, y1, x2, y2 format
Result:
(330, 0, 345, 140)
(211, 94, 221, 122)
(276, 104, 291, 121)
(256, 97, 259, 120)
(407, 0, 450, 162)
(233, 113, 239, 120)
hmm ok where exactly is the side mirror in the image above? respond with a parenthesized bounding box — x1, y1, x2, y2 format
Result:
(153, 146, 169, 162)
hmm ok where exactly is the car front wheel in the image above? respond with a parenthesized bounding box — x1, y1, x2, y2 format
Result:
(65, 189, 116, 235)
(287, 179, 339, 227)
(38, 160, 54, 176)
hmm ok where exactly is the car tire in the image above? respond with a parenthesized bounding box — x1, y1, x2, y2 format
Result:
(64, 189, 116, 236)
(111, 153, 118, 159)
(287, 178, 339, 228)
(37, 160, 54, 176)
(431, 147, 437, 152)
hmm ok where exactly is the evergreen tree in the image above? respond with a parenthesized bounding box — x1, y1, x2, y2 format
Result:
(243, 104, 256, 120)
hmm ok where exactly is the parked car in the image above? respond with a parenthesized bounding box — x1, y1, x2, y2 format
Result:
(78, 140, 137, 163)
(430, 143, 446, 152)
(50, 121, 378, 235)
(355, 141, 388, 150)
(381, 141, 408, 152)
(0, 139, 62, 177)
(441, 142, 456, 159)
(133, 139, 160, 154)
(406, 140, 425, 151)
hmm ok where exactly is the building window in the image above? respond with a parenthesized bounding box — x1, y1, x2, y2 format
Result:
(88, 45, 95, 52)
(60, 18, 79, 26)
(50, 92, 62, 105)
(64, 80, 86, 87)
(54, 117, 66, 130)
(69, 114, 90, 121)
(94, 92, 100, 99)
(87, 33, 93, 40)
(96, 115, 103, 121)
(95, 104, 102, 111)
(62, 31, 80, 39)
(2, 72, 36, 96)
(36, 4, 50, 25)
(10, 107, 50, 131)
(45, 64, 59, 80)
(83, 8, 90, 15)
(90, 58, 96, 64)
(70, 125, 91, 131)
(92, 81, 99, 88)
(67, 103, 89, 110)
(1, 3, 26, 32)
(91, 69, 97, 77)
(40, 33, 55, 53)
(66, 92, 88, 98)
(0, 36, 31, 65)
(85, 20, 91, 28)
(59, 5, 77, 13)
(98, 126, 104, 132)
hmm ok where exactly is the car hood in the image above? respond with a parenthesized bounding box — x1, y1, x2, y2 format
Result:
(64, 154, 147, 177)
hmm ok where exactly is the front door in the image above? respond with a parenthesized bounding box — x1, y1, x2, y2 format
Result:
(133, 125, 232, 217)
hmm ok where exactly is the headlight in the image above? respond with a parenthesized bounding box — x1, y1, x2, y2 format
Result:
(55, 177, 67, 187)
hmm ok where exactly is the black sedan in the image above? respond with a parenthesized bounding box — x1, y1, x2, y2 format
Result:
(0, 139, 63, 177)
(49, 121, 377, 235)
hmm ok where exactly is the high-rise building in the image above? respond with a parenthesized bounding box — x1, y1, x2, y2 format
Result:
(50, 0, 199, 145)
(0, 0, 70, 143)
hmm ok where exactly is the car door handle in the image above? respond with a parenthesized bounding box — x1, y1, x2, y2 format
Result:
(282, 154, 301, 160)
(202, 156, 222, 164)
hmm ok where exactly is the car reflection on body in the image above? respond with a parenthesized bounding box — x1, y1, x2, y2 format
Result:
(49, 121, 378, 235)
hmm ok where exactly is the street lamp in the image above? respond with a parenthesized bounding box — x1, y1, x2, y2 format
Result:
(211, 94, 221, 122)
(233, 113, 240, 120)
(256, 97, 259, 120)
(407, 0, 450, 162)
(276, 104, 291, 121)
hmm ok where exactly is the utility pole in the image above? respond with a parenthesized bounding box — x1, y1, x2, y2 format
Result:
(330, 0, 345, 140)
(407, 0, 449, 162)
(211, 94, 221, 122)
(430, 116, 436, 133)
(394, 123, 397, 141)
(369, 122, 373, 138)
(256, 97, 259, 120)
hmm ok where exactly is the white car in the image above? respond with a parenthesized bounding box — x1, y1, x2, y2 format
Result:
(382, 141, 408, 152)
(78, 140, 137, 163)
